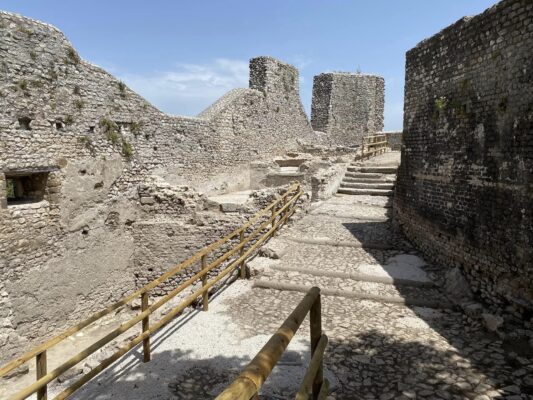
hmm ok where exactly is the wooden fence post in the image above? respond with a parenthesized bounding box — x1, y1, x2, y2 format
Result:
(141, 292, 151, 362)
(310, 293, 323, 400)
(201, 255, 209, 311)
(239, 230, 246, 279)
(36, 350, 47, 400)
(271, 205, 277, 236)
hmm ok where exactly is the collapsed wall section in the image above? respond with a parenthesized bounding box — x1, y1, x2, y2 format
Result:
(311, 72, 385, 146)
(394, 0, 533, 315)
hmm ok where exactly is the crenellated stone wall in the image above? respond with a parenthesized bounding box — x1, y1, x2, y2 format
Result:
(394, 0, 533, 318)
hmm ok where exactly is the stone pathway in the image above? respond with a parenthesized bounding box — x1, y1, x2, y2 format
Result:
(22, 153, 533, 399)
(239, 190, 533, 399)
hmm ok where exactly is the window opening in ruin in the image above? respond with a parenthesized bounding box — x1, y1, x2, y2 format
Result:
(18, 117, 32, 130)
(5, 172, 48, 205)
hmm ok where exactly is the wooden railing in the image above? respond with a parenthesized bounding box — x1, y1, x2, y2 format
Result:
(361, 134, 389, 159)
(0, 183, 303, 400)
(216, 287, 329, 400)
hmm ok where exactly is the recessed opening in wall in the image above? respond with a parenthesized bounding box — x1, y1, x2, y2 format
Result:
(18, 117, 32, 130)
(5, 172, 48, 205)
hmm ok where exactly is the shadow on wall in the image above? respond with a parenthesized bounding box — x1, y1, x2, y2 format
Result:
(338, 201, 533, 399)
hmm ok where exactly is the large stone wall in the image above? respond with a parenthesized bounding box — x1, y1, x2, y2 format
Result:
(394, 0, 533, 316)
(0, 11, 322, 363)
(310, 72, 385, 146)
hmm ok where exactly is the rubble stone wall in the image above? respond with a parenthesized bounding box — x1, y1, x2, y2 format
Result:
(0, 11, 317, 363)
(311, 72, 385, 146)
(394, 0, 533, 315)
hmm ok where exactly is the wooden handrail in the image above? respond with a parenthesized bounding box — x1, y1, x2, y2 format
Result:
(361, 134, 389, 159)
(215, 287, 328, 400)
(2, 183, 303, 400)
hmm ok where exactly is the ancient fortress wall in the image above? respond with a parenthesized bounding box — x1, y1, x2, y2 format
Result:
(394, 0, 533, 314)
(0, 11, 323, 362)
(310, 72, 385, 146)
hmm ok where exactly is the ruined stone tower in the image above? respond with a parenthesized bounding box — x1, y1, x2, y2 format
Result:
(310, 72, 385, 146)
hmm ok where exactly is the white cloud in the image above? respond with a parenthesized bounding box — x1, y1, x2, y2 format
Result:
(119, 59, 249, 116)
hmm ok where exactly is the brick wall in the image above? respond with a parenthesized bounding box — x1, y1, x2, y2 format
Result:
(394, 0, 533, 315)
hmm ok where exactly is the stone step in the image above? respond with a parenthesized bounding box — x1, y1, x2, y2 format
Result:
(342, 176, 395, 184)
(340, 182, 395, 190)
(345, 172, 385, 179)
(337, 188, 394, 196)
(360, 166, 398, 174)
(252, 279, 452, 309)
(269, 265, 435, 288)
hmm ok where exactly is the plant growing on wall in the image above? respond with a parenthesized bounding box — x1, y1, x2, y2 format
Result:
(100, 117, 120, 144)
(130, 121, 143, 136)
(122, 139, 133, 159)
(66, 46, 80, 64)
(118, 81, 127, 98)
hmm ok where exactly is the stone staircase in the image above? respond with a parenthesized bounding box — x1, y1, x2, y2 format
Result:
(337, 165, 398, 196)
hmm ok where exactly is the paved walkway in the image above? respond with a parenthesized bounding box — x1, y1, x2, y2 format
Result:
(39, 153, 532, 400)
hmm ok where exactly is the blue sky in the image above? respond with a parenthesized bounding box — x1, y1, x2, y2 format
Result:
(2, 0, 498, 130)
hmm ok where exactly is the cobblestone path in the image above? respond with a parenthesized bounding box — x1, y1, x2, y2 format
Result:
(222, 151, 533, 399)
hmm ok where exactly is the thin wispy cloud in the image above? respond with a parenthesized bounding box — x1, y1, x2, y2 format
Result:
(119, 59, 249, 116)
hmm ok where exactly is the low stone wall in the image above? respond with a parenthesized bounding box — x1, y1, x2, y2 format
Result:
(394, 0, 533, 317)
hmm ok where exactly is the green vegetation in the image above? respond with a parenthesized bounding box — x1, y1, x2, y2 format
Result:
(73, 85, 81, 95)
(106, 130, 120, 144)
(29, 51, 37, 61)
(122, 139, 133, 159)
(117, 81, 127, 98)
(65, 115, 75, 125)
(100, 118, 120, 144)
(6, 179, 15, 198)
(435, 96, 447, 111)
(78, 135, 93, 149)
(66, 46, 80, 64)
(17, 25, 34, 36)
(74, 99, 85, 111)
(449, 99, 468, 118)
(130, 121, 143, 135)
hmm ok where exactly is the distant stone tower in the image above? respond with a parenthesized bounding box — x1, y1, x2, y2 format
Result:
(311, 72, 385, 146)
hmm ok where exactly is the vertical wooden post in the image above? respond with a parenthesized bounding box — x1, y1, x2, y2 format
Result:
(310, 292, 323, 400)
(36, 350, 47, 400)
(141, 292, 151, 362)
(239, 230, 246, 279)
(201, 255, 209, 311)
(271, 205, 277, 236)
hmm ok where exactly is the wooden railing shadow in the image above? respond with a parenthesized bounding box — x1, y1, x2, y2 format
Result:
(216, 287, 328, 400)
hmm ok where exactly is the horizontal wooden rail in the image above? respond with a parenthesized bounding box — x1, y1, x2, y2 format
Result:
(2, 183, 303, 400)
(361, 134, 389, 159)
(215, 287, 328, 400)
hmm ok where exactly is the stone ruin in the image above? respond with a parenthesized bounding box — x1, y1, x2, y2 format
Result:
(1, 0, 532, 387)
(0, 11, 388, 364)
(311, 72, 385, 146)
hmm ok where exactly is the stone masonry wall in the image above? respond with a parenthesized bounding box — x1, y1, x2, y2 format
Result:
(311, 72, 385, 146)
(394, 0, 533, 316)
(0, 11, 321, 364)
